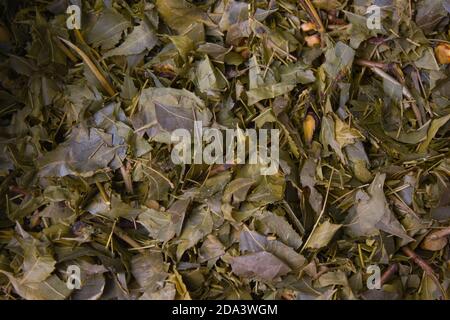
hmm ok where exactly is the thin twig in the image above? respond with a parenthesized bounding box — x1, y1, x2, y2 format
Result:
(401, 246, 447, 298)
(301, 167, 335, 252)
(59, 37, 116, 97)
(53, 36, 77, 62)
(401, 246, 435, 277)
(380, 263, 399, 285)
(113, 226, 144, 253)
(95, 181, 110, 205)
(298, 0, 325, 33)
(120, 163, 133, 194)
(355, 59, 388, 70)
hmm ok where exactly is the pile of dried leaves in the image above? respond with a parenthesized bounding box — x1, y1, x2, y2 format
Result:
(0, 0, 449, 300)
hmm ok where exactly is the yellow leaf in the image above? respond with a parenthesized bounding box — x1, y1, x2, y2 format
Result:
(303, 113, 316, 145)
(300, 22, 317, 32)
(435, 43, 450, 64)
(421, 230, 448, 251)
(305, 34, 321, 47)
(335, 117, 362, 148)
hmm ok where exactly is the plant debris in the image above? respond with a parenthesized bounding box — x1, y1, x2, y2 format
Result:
(0, 0, 449, 300)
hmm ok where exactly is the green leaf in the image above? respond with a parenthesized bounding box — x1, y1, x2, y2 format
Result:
(230, 251, 291, 282)
(0, 272, 71, 300)
(176, 205, 213, 260)
(418, 114, 450, 152)
(255, 211, 303, 249)
(247, 83, 295, 106)
(131, 88, 212, 144)
(323, 41, 355, 79)
(305, 220, 342, 250)
(86, 8, 131, 50)
(104, 21, 157, 58)
(131, 252, 168, 291)
(138, 198, 189, 241)
(239, 229, 305, 270)
(345, 173, 414, 242)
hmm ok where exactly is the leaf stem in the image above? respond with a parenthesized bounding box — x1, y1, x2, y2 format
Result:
(300, 167, 335, 253)
(58, 37, 116, 97)
(298, 0, 325, 33)
(401, 246, 447, 299)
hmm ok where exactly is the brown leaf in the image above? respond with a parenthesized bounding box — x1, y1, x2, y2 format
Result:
(421, 230, 448, 251)
(435, 43, 450, 64)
